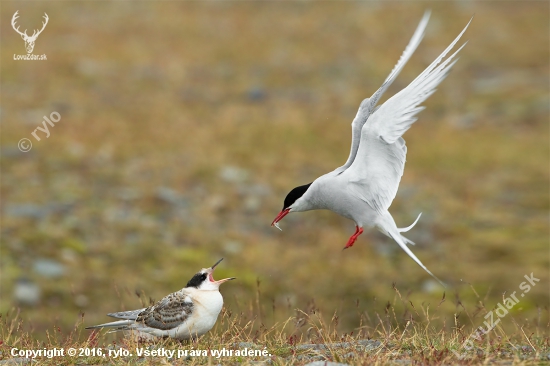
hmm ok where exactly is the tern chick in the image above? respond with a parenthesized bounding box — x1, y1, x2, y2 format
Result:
(86, 258, 235, 339)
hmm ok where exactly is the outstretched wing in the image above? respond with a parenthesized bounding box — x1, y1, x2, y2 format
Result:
(334, 11, 431, 174)
(345, 17, 472, 213)
(134, 290, 194, 330)
(372, 18, 472, 145)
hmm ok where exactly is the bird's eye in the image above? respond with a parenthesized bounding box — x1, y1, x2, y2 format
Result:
(201, 274, 207, 280)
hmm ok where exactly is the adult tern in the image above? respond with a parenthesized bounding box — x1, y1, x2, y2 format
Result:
(272, 12, 472, 285)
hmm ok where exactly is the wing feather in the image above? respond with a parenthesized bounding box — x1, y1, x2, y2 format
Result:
(345, 18, 471, 212)
(135, 291, 194, 331)
(334, 11, 431, 174)
(373, 21, 471, 144)
(368, 10, 432, 109)
(107, 309, 144, 320)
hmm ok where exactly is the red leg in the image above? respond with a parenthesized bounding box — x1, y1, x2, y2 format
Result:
(344, 226, 364, 249)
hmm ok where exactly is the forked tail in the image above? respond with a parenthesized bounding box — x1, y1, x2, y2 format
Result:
(377, 211, 445, 287)
(397, 212, 422, 245)
(398, 212, 422, 233)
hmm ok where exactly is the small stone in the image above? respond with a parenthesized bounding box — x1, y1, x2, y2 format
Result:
(247, 87, 266, 102)
(237, 183, 271, 196)
(156, 187, 186, 206)
(357, 339, 381, 351)
(296, 344, 328, 351)
(331, 342, 351, 348)
(0, 146, 30, 159)
(5, 204, 46, 219)
(13, 278, 40, 306)
(220, 166, 249, 183)
(295, 355, 323, 362)
(0, 358, 33, 365)
(106, 344, 126, 351)
(33, 259, 65, 278)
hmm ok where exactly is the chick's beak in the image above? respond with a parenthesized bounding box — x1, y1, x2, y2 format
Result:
(211, 258, 224, 269)
(214, 277, 236, 285)
(207, 258, 236, 284)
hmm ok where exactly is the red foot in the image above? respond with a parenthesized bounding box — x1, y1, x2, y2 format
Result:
(343, 226, 364, 249)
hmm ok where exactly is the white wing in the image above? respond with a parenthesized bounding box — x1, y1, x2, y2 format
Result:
(334, 11, 431, 175)
(373, 18, 472, 145)
(344, 17, 472, 213)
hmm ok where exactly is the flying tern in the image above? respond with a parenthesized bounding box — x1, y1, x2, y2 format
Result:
(86, 258, 235, 339)
(272, 12, 472, 285)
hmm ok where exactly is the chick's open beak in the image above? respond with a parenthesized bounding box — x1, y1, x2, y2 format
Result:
(214, 277, 236, 285)
(211, 258, 224, 269)
(207, 258, 236, 284)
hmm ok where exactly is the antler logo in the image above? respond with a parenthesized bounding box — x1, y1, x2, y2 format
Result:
(11, 11, 49, 54)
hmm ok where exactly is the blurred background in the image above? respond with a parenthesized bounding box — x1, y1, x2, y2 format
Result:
(1, 1, 548, 341)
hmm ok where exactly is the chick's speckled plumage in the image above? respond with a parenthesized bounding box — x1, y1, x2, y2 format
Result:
(86, 259, 235, 340)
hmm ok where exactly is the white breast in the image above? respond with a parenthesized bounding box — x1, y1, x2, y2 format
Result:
(172, 290, 224, 339)
(307, 174, 378, 227)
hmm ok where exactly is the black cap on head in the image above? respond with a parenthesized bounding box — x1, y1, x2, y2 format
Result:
(186, 272, 207, 288)
(283, 183, 312, 210)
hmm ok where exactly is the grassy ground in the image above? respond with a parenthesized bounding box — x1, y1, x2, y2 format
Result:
(2, 289, 549, 365)
(1, 1, 548, 364)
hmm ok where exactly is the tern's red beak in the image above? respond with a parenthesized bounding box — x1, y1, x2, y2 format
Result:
(271, 208, 291, 227)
